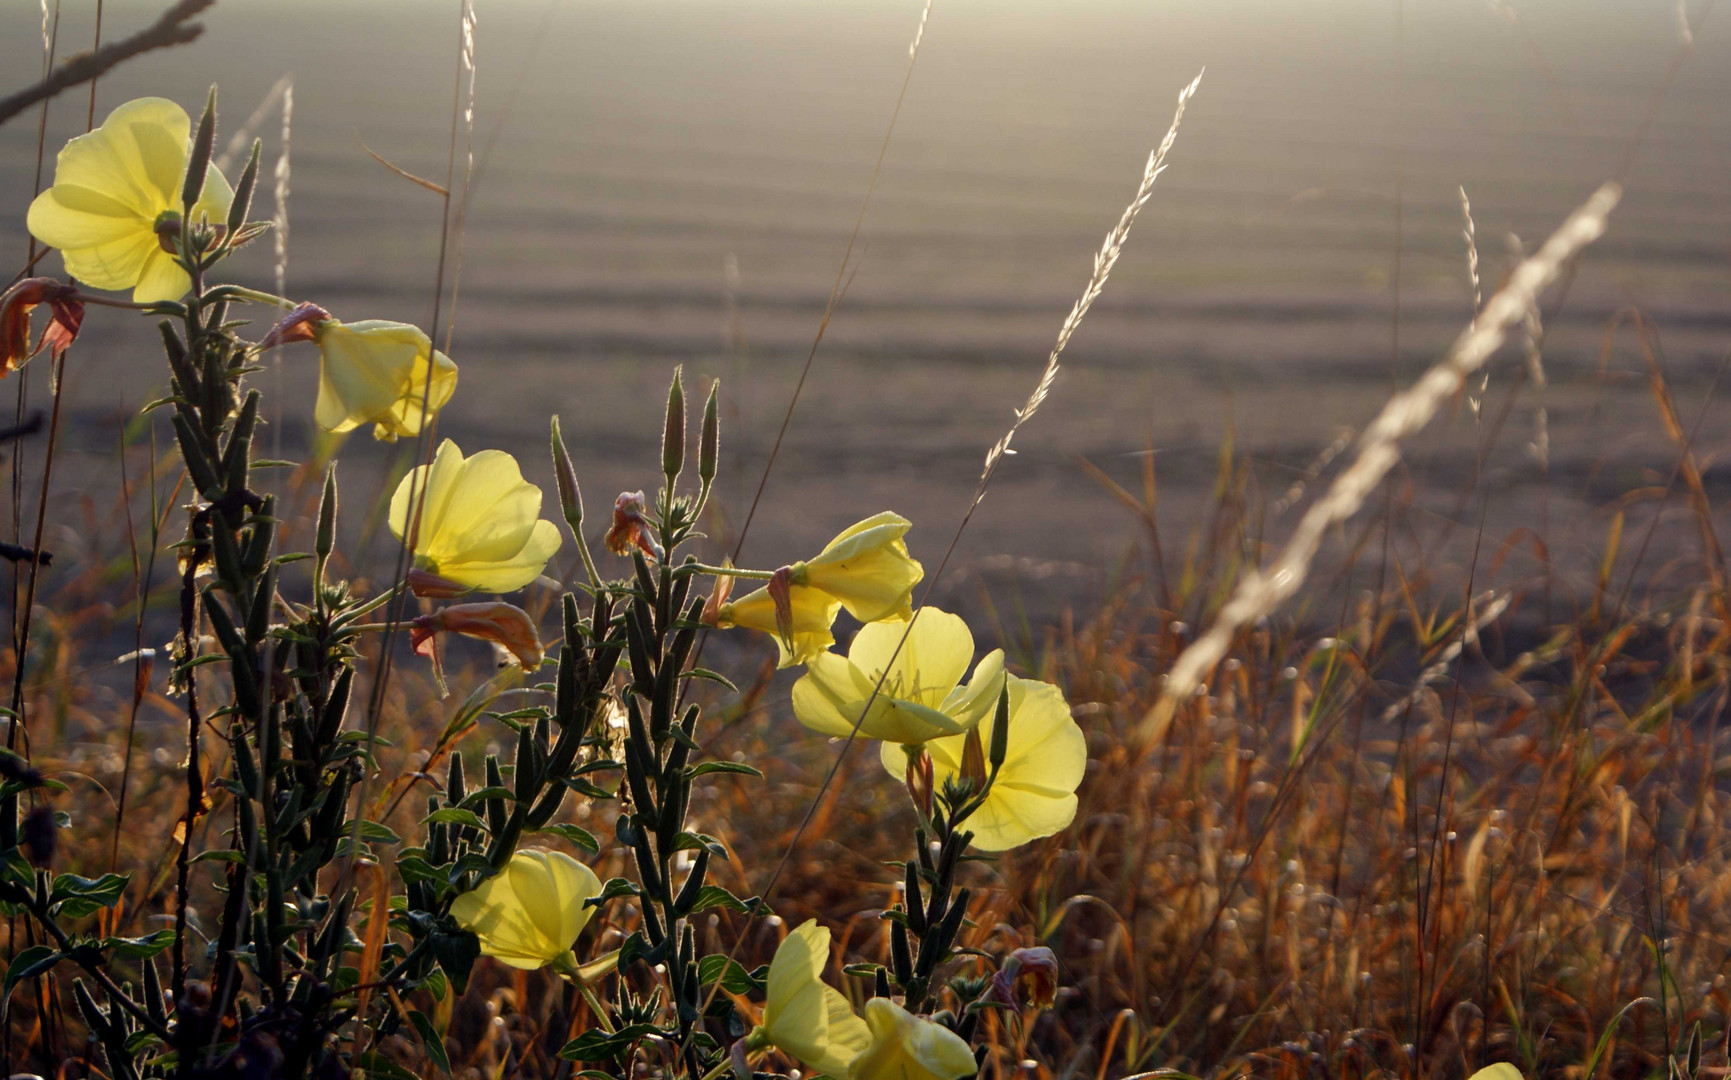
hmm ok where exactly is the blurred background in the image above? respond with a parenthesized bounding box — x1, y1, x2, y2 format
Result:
(2, 0, 1727, 635)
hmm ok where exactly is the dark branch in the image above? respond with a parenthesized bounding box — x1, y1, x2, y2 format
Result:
(0, 543, 51, 567)
(0, 412, 45, 444)
(0, 0, 215, 129)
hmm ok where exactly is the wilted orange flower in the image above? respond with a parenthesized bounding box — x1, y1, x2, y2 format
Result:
(411, 601, 544, 687)
(0, 278, 84, 376)
(604, 491, 655, 557)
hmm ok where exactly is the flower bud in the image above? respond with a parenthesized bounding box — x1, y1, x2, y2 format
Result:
(958, 728, 986, 793)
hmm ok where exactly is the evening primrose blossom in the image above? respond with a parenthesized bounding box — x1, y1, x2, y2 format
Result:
(449, 849, 602, 972)
(27, 97, 232, 304)
(389, 440, 562, 594)
(881, 674, 1084, 851)
(847, 999, 976, 1080)
(311, 320, 457, 441)
(792, 609, 1003, 745)
(715, 512, 923, 667)
(260, 304, 457, 442)
(745, 920, 871, 1078)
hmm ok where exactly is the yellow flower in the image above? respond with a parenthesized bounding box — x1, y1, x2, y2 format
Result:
(313, 319, 457, 442)
(794, 512, 923, 623)
(390, 440, 563, 594)
(27, 97, 232, 304)
(748, 920, 871, 1079)
(1466, 1068, 1522, 1080)
(880, 674, 1084, 851)
(716, 513, 923, 668)
(847, 999, 976, 1080)
(449, 849, 602, 971)
(792, 609, 1003, 745)
(715, 573, 842, 669)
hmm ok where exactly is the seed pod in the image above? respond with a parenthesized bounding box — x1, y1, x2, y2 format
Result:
(903, 860, 927, 935)
(241, 495, 277, 576)
(672, 849, 709, 915)
(183, 86, 218, 211)
(446, 751, 466, 808)
(171, 413, 221, 499)
(890, 921, 913, 987)
(246, 563, 276, 645)
(514, 725, 539, 804)
(550, 415, 584, 534)
(662, 365, 685, 481)
(698, 379, 719, 485)
(989, 679, 1011, 770)
(315, 465, 338, 564)
(227, 140, 261, 237)
(484, 755, 507, 836)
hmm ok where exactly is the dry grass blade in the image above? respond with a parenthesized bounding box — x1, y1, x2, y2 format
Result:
(1140, 181, 1623, 744)
(214, 73, 291, 173)
(975, 68, 1202, 508)
(358, 139, 450, 196)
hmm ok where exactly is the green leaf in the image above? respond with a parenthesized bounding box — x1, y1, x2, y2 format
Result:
(190, 850, 246, 866)
(561, 776, 615, 800)
(698, 954, 762, 995)
(356, 821, 403, 846)
(409, 1009, 452, 1075)
(686, 885, 762, 915)
(558, 1023, 663, 1062)
(670, 831, 728, 858)
(534, 823, 600, 853)
(585, 877, 640, 908)
(101, 930, 175, 960)
(456, 786, 516, 810)
(684, 761, 763, 781)
(2, 945, 60, 1005)
(680, 668, 738, 692)
(430, 929, 481, 995)
(50, 872, 129, 919)
(422, 808, 487, 830)
(353, 1054, 422, 1080)
(395, 856, 445, 887)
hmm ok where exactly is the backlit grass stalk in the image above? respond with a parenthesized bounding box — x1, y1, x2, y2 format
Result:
(1141, 181, 1623, 744)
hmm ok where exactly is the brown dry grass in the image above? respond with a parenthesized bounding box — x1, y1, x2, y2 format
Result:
(1, 326, 1726, 1080)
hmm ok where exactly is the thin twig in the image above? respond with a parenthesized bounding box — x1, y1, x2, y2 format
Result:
(0, 0, 213, 128)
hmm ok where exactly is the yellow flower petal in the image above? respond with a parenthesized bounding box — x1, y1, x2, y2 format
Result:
(848, 999, 975, 1080)
(26, 97, 233, 303)
(450, 849, 601, 971)
(390, 440, 562, 593)
(719, 585, 840, 668)
(800, 512, 923, 623)
(762, 921, 871, 1079)
(790, 608, 995, 745)
(792, 651, 968, 744)
(890, 675, 1085, 851)
(314, 319, 457, 441)
(846, 611, 973, 709)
